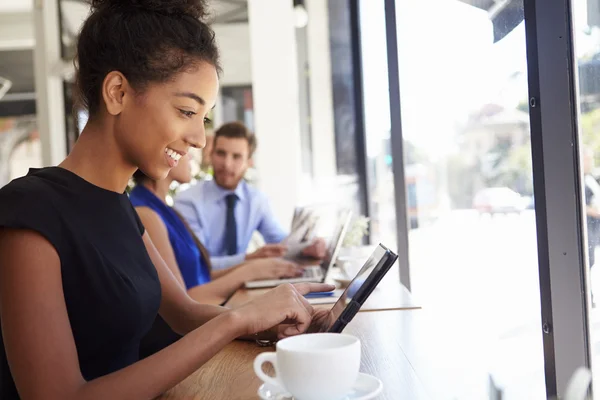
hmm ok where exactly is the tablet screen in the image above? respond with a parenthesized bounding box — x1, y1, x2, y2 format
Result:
(328, 245, 390, 325)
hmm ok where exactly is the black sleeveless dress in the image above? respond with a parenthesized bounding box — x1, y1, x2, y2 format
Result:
(0, 167, 162, 399)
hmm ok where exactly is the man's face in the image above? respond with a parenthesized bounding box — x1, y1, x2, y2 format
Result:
(211, 136, 253, 190)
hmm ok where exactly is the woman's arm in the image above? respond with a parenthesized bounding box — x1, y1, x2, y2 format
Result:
(142, 229, 227, 333)
(136, 206, 232, 305)
(0, 229, 241, 400)
(189, 258, 304, 305)
(0, 229, 332, 400)
(209, 255, 297, 280)
(210, 264, 240, 280)
(136, 207, 186, 288)
(136, 206, 302, 306)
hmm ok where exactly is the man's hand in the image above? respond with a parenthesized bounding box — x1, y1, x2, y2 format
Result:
(301, 238, 327, 259)
(246, 244, 288, 260)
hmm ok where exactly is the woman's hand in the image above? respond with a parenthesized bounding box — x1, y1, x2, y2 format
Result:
(305, 308, 335, 334)
(246, 244, 288, 260)
(239, 258, 304, 281)
(230, 282, 335, 338)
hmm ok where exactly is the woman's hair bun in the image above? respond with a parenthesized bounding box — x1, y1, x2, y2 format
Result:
(89, 0, 210, 19)
(78, 0, 219, 115)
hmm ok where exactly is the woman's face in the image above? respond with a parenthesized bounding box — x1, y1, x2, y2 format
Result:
(168, 153, 193, 184)
(113, 61, 219, 180)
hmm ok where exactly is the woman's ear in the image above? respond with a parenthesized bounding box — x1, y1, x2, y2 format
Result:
(102, 71, 130, 116)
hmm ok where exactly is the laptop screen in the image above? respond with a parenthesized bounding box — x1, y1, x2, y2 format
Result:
(319, 210, 352, 275)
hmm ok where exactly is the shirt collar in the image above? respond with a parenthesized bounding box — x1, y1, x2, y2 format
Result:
(206, 178, 246, 203)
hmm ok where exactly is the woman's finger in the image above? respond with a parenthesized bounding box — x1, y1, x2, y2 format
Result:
(280, 296, 312, 338)
(293, 282, 336, 295)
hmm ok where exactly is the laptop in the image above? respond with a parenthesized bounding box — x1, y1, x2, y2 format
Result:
(244, 210, 352, 289)
(323, 244, 398, 333)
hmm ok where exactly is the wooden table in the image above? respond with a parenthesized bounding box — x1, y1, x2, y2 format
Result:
(159, 310, 437, 400)
(225, 266, 421, 312)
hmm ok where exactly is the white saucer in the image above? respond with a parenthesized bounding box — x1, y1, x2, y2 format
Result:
(257, 372, 383, 400)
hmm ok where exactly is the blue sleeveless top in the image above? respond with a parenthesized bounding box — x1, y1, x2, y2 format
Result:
(130, 185, 211, 289)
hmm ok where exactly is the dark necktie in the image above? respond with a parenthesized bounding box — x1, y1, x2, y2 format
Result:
(224, 194, 238, 256)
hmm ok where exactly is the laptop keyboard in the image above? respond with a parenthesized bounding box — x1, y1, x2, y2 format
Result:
(303, 267, 320, 278)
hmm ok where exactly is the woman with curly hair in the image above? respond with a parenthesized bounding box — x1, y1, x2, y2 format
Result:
(0, 1, 332, 398)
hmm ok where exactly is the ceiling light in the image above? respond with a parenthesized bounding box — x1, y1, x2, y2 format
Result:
(294, 3, 308, 28)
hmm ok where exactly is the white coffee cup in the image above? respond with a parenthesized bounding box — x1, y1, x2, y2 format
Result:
(253, 333, 361, 400)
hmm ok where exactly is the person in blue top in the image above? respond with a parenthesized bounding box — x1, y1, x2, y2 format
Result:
(130, 153, 304, 306)
(174, 122, 326, 270)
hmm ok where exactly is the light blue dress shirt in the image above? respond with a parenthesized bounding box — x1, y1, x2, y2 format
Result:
(174, 179, 288, 269)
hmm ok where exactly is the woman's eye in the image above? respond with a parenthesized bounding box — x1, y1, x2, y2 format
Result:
(204, 117, 212, 125)
(179, 109, 196, 118)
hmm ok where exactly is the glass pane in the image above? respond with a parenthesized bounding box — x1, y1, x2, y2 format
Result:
(0, 48, 41, 188)
(572, 0, 600, 396)
(359, 0, 397, 247)
(392, 1, 545, 398)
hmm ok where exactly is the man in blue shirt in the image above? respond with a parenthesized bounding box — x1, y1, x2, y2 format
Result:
(175, 122, 324, 270)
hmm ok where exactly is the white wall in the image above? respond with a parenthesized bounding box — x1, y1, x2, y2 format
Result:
(247, 0, 303, 228)
(0, 0, 33, 13)
(306, 0, 337, 180)
(212, 23, 252, 86)
(0, 11, 34, 50)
